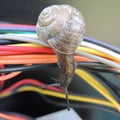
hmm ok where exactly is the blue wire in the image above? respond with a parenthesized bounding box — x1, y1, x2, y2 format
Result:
(83, 36, 120, 53)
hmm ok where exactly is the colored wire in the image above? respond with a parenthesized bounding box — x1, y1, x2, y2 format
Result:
(8, 43, 43, 47)
(6, 42, 120, 63)
(0, 23, 35, 28)
(0, 84, 117, 110)
(1, 24, 120, 112)
(0, 54, 95, 64)
(0, 64, 5, 90)
(75, 69, 120, 111)
(0, 112, 33, 120)
(77, 46, 120, 62)
(0, 76, 120, 111)
(0, 78, 63, 95)
(0, 71, 22, 81)
(0, 45, 53, 53)
(75, 50, 120, 69)
(83, 36, 120, 53)
(2, 85, 117, 110)
(0, 74, 119, 110)
(0, 34, 48, 46)
(0, 23, 35, 32)
(81, 41, 120, 60)
(91, 71, 120, 97)
(40, 95, 120, 117)
(6, 43, 120, 62)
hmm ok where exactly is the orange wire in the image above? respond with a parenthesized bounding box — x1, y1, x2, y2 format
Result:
(0, 54, 95, 64)
(0, 71, 22, 81)
(0, 54, 56, 59)
(0, 113, 27, 120)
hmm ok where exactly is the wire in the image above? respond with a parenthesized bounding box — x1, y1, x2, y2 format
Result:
(83, 36, 120, 54)
(5, 85, 120, 109)
(8, 43, 43, 47)
(0, 62, 105, 73)
(0, 112, 33, 120)
(91, 71, 120, 97)
(81, 41, 120, 60)
(0, 71, 22, 81)
(1, 23, 120, 113)
(0, 39, 27, 45)
(0, 54, 95, 64)
(77, 46, 120, 62)
(0, 23, 35, 28)
(0, 23, 35, 32)
(75, 69, 120, 111)
(75, 50, 120, 69)
(40, 94, 120, 118)
(0, 64, 5, 90)
(0, 63, 57, 73)
(0, 45, 53, 53)
(0, 84, 117, 110)
(0, 34, 48, 46)
(1, 75, 120, 111)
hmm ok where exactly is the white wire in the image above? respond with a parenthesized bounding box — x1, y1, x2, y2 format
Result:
(0, 34, 48, 47)
(81, 41, 120, 60)
(75, 50, 120, 69)
(7, 33, 38, 38)
(1, 34, 120, 69)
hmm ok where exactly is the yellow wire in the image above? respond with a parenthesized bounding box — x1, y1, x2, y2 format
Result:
(77, 46, 120, 62)
(75, 69, 120, 111)
(0, 92, 12, 98)
(12, 86, 116, 109)
(8, 43, 120, 62)
(8, 43, 44, 47)
(0, 86, 119, 110)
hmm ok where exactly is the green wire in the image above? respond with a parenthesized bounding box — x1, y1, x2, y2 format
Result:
(0, 30, 35, 34)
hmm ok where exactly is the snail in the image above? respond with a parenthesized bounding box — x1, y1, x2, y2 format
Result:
(36, 4, 85, 110)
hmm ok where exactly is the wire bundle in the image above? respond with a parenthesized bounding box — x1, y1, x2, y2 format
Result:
(1, 23, 120, 119)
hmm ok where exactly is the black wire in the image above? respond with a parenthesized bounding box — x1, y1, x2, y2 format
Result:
(0, 63, 57, 73)
(6, 85, 120, 118)
(39, 94, 120, 118)
(79, 66, 120, 74)
(0, 62, 119, 75)
(90, 71, 120, 98)
(0, 62, 110, 73)
(77, 62, 107, 67)
(0, 39, 27, 45)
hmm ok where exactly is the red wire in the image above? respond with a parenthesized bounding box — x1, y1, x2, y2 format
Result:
(0, 45, 54, 54)
(0, 23, 35, 28)
(0, 51, 30, 55)
(0, 113, 29, 120)
(0, 79, 63, 95)
(0, 64, 5, 90)
(0, 50, 53, 55)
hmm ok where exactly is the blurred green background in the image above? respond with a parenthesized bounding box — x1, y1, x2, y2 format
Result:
(54, 0, 120, 47)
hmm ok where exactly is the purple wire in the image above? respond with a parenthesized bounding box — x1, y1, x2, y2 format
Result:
(83, 36, 120, 54)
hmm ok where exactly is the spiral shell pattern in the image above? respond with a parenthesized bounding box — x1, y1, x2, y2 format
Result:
(36, 5, 85, 54)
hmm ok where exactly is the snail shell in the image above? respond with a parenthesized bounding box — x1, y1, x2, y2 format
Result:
(36, 4, 85, 54)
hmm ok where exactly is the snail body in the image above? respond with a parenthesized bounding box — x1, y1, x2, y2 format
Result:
(36, 4, 85, 110)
